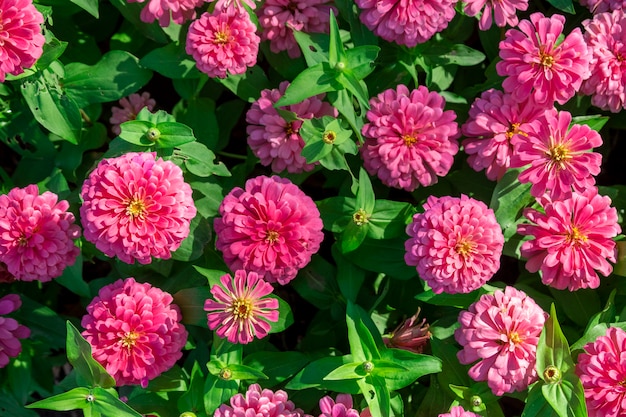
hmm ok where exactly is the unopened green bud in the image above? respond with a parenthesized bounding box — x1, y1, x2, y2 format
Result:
(362, 361, 374, 373)
(543, 365, 561, 383)
(180, 412, 197, 417)
(353, 209, 369, 226)
(219, 368, 233, 380)
(146, 127, 161, 142)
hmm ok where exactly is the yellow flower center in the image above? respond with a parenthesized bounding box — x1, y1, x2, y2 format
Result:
(539, 46, 555, 68)
(126, 197, 147, 219)
(509, 331, 522, 345)
(323, 131, 337, 144)
(402, 134, 418, 147)
(455, 240, 475, 258)
(505, 122, 527, 140)
(353, 208, 370, 226)
(285, 122, 296, 135)
(214, 30, 230, 45)
(231, 298, 253, 320)
(547, 143, 570, 170)
(265, 230, 279, 243)
(566, 226, 588, 246)
(121, 331, 140, 350)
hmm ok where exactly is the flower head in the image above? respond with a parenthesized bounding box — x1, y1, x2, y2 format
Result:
(383, 308, 431, 354)
(576, 326, 626, 417)
(497, 12, 591, 106)
(246, 81, 337, 173)
(215, 383, 311, 417)
(319, 394, 360, 417)
(126, 0, 206, 26)
(80, 152, 197, 265)
(510, 110, 603, 200)
(214, 175, 324, 285)
(580, 0, 626, 13)
(405, 195, 504, 294)
(356, 0, 457, 47)
(455, 286, 547, 396)
(0, 294, 30, 368)
(439, 406, 482, 417)
(110, 92, 156, 135)
(186, 7, 259, 78)
(0, 0, 44, 82)
(360, 85, 459, 192)
(0, 185, 80, 282)
(258, 0, 335, 58)
(81, 278, 188, 387)
(204, 270, 279, 344)
(517, 187, 620, 291)
(463, 0, 528, 30)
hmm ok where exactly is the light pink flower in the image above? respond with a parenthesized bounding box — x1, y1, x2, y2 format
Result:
(463, 0, 527, 30)
(110, 92, 156, 136)
(356, 0, 457, 47)
(246, 81, 337, 174)
(581, 10, 626, 113)
(258, 0, 335, 58)
(360, 85, 459, 192)
(455, 286, 547, 396)
(439, 406, 482, 417)
(186, 7, 259, 78)
(576, 326, 626, 417)
(517, 187, 620, 291)
(510, 110, 602, 200)
(0, 0, 44, 82)
(204, 270, 279, 344)
(405, 195, 504, 294)
(580, 0, 626, 13)
(383, 308, 431, 354)
(127, 0, 206, 26)
(497, 12, 591, 106)
(462, 89, 554, 181)
(214, 175, 324, 285)
(80, 152, 197, 265)
(0, 294, 30, 368)
(319, 394, 360, 417)
(0, 185, 80, 282)
(215, 383, 311, 417)
(81, 278, 188, 387)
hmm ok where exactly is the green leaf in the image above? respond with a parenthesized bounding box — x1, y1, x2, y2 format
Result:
(421, 39, 486, 67)
(537, 304, 574, 378)
(337, 71, 370, 110)
(12, 296, 66, 349)
(243, 351, 310, 387)
(286, 356, 361, 394)
(216, 65, 271, 103)
(0, 390, 39, 417)
(65, 321, 116, 388)
(26, 387, 91, 412)
(350, 238, 417, 279)
(416, 289, 484, 309)
(570, 323, 609, 353)
(203, 374, 238, 415)
(358, 375, 391, 417)
(571, 115, 609, 132)
(328, 11, 346, 66)
(140, 43, 201, 79)
(340, 221, 369, 253)
(119, 120, 154, 146)
(91, 387, 143, 417)
(345, 46, 379, 80)
(324, 362, 368, 380)
(171, 215, 212, 262)
(546, 0, 575, 13)
(173, 286, 213, 327)
(368, 200, 413, 239)
(346, 301, 382, 361)
(270, 296, 294, 334)
(490, 168, 533, 240)
(334, 247, 366, 302)
(219, 364, 268, 381)
(549, 288, 601, 328)
(37, 36, 69, 70)
(541, 375, 587, 417)
(382, 348, 442, 390)
(292, 30, 330, 67)
(69, 0, 99, 17)
(522, 383, 554, 417)
(274, 62, 341, 107)
(155, 122, 196, 148)
(430, 337, 471, 393)
(174, 142, 230, 177)
(177, 362, 205, 414)
(356, 167, 376, 214)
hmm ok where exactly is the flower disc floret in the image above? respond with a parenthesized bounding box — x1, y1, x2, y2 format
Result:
(0, 0, 44, 82)
(110, 92, 156, 135)
(0, 294, 30, 368)
(127, 0, 206, 26)
(0, 185, 81, 282)
(361, 85, 459, 192)
(405, 195, 504, 294)
(455, 286, 547, 396)
(81, 278, 188, 387)
(80, 152, 197, 265)
(215, 383, 311, 417)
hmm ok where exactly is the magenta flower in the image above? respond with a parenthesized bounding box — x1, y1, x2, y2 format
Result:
(462, 89, 554, 181)
(360, 85, 459, 192)
(0, 185, 80, 282)
(0, 294, 30, 368)
(258, 0, 335, 58)
(581, 10, 626, 112)
(580, 0, 626, 13)
(110, 92, 156, 136)
(510, 110, 602, 200)
(215, 384, 311, 417)
(576, 326, 626, 417)
(81, 278, 188, 387)
(80, 152, 197, 265)
(497, 12, 591, 106)
(517, 187, 620, 291)
(204, 270, 279, 344)
(383, 308, 431, 354)
(463, 0, 528, 30)
(405, 195, 504, 294)
(439, 406, 481, 417)
(319, 394, 360, 417)
(246, 81, 337, 174)
(455, 286, 547, 396)
(127, 0, 206, 26)
(0, 0, 44, 82)
(214, 175, 324, 285)
(356, 0, 457, 47)
(186, 7, 259, 78)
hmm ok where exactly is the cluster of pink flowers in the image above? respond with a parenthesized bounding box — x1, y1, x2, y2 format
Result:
(462, 0, 528, 30)
(110, 92, 156, 136)
(0, 294, 30, 368)
(214, 383, 311, 417)
(360, 85, 459, 192)
(0, 0, 44, 82)
(246, 81, 337, 173)
(80, 152, 197, 265)
(0, 185, 81, 282)
(405, 195, 504, 294)
(81, 278, 188, 387)
(127, 0, 205, 26)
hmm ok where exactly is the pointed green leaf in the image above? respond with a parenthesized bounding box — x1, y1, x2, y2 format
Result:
(66, 321, 116, 388)
(274, 62, 341, 107)
(26, 387, 91, 411)
(328, 11, 346, 66)
(203, 374, 239, 415)
(69, 0, 99, 17)
(356, 167, 376, 214)
(536, 304, 573, 377)
(91, 387, 143, 417)
(345, 46, 379, 80)
(154, 122, 196, 148)
(346, 301, 382, 361)
(324, 362, 368, 380)
(541, 374, 587, 417)
(119, 120, 154, 146)
(292, 30, 330, 67)
(140, 42, 201, 79)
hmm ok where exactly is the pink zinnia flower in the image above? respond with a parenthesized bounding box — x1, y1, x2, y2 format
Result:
(463, 0, 528, 30)
(497, 12, 591, 106)
(81, 278, 188, 387)
(576, 326, 626, 417)
(0, 262, 15, 283)
(0, 294, 30, 368)
(215, 383, 311, 417)
(204, 270, 279, 344)
(517, 187, 620, 291)
(214, 175, 324, 285)
(439, 406, 481, 417)
(127, 0, 206, 26)
(186, 7, 260, 78)
(246, 81, 337, 174)
(581, 10, 626, 113)
(0, 185, 80, 282)
(258, 0, 335, 58)
(356, 0, 457, 47)
(0, 0, 44, 82)
(319, 394, 360, 417)
(462, 89, 554, 181)
(405, 195, 504, 294)
(455, 286, 547, 396)
(80, 152, 197, 265)
(360, 85, 459, 192)
(510, 110, 602, 200)
(110, 92, 156, 136)
(580, 0, 626, 13)
(383, 308, 431, 354)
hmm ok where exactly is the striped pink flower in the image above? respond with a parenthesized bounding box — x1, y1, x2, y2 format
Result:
(0, 294, 30, 368)
(0, 0, 44, 82)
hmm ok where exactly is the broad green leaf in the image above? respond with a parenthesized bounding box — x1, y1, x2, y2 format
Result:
(12, 296, 67, 349)
(337, 71, 370, 110)
(546, 0, 575, 13)
(154, 122, 196, 148)
(358, 375, 391, 417)
(177, 362, 205, 414)
(328, 11, 346, 66)
(203, 374, 239, 415)
(340, 221, 369, 253)
(37, 36, 68, 70)
(350, 238, 417, 279)
(356, 167, 376, 214)
(292, 30, 330, 67)
(217, 364, 268, 381)
(173, 286, 213, 327)
(174, 142, 231, 177)
(541, 375, 587, 417)
(216, 65, 271, 102)
(174, 97, 219, 149)
(56, 252, 91, 298)
(317, 196, 354, 232)
(549, 288, 601, 328)
(570, 323, 609, 353)
(522, 383, 554, 417)
(369, 360, 410, 378)
(65, 321, 116, 388)
(69, 0, 99, 17)
(345, 46, 380, 80)
(140, 43, 201, 79)
(270, 296, 294, 334)
(191, 180, 224, 218)
(274, 62, 341, 107)
(415, 376, 451, 417)
(0, 390, 38, 417)
(328, 89, 364, 143)
(421, 40, 486, 67)
(572, 115, 609, 132)
(368, 200, 414, 239)
(416, 288, 485, 308)
(537, 304, 572, 377)
(286, 356, 361, 394)
(91, 387, 143, 417)
(324, 362, 368, 380)
(125, 392, 178, 417)
(490, 168, 533, 240)
(171, 215, 212, 262)
(382, 348, 442, 390)
(244, 351, 310, 387)
(430, 336, 471, 393)
(119, 120, 154, 146)
(334, 247, 366, 302)
(346, 301, 382, 361)
(26, 387, 91, 412)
